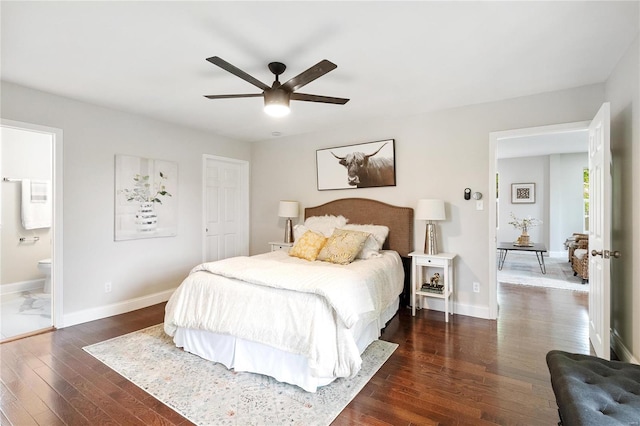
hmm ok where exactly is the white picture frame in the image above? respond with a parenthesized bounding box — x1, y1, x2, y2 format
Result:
(511, 182, 535, 204)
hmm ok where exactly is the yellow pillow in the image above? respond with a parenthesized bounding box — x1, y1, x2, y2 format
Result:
(317, 229, 370, 265)
(289, 230, 327, 261)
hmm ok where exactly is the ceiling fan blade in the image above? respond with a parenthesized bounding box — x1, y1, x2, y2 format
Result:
(290, 93, 349, 104)
(281, 60, 337, 93)
(204, 94, 263, 99)
(206, 56, 271, 91)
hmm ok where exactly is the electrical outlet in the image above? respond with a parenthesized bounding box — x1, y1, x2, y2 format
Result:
(105, 281, 112, 293)
(473, 282, 480, 293)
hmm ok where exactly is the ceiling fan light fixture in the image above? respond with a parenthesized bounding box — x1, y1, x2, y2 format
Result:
(264, 89, 290, 117)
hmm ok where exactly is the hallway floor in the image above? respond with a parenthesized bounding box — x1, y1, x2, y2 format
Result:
(0, 289, 52, 340)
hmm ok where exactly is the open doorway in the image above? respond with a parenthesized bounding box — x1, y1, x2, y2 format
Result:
(1, 119, 63, 341)
(488, 121, 591, 319)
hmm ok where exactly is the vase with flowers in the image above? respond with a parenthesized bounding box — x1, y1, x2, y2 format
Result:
(508, 212, 542, 246)
(120, 172, 171, 232)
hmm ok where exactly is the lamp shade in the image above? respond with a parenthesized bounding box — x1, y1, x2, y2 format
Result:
(415, 199, 445, 221)
(278, 200, 299, 218)
(264, 89, 291, 117)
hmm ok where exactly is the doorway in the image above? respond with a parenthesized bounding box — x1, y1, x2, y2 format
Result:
(488, 121, 591, 319)
(1, 119, 63, 341)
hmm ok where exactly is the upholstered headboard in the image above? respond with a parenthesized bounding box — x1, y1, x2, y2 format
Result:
(304, 198, 414, 257)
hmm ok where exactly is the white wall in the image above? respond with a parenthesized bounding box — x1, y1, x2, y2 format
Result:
(0, 81, 251, 325)
(1, 127, 52, 284)
(605, 35, 639, 362)
(549, 153, 588, 254)
(497, 156, 547, 248)
(251, 84, 605, 319)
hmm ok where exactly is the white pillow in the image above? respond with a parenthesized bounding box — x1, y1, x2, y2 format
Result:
(304, 215, 348, 237)
(357, 235, 383, 259)
(574, 249, 588, 260)
(293, 224, 309, 241)
(342, 224, 389, 250)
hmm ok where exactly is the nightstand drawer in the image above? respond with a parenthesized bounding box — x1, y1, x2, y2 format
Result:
(414, 257, 446, 267)
(269, 241, 293, 252)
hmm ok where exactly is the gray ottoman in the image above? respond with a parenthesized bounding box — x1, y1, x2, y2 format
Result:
(546, 350, 640, 425)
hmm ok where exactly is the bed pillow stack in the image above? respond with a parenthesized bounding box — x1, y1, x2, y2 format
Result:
(289, 215, 390, 264)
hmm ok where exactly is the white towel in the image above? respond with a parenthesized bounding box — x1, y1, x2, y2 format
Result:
(21, 179, 52, 229)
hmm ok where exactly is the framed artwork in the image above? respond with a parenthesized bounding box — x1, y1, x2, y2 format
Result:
(316, 139, 396, 190)
(114, 155, 178, 241)
(511, 183, 535, 204)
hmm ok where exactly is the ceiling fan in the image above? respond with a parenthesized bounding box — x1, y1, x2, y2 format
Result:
(204, 56, 349, 117)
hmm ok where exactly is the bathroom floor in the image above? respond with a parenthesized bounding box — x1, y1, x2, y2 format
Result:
(0, 288, 52, 340)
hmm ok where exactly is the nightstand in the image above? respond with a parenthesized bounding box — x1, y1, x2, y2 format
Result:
(409, 251, 457, 322)
(269, 241, 293, 252)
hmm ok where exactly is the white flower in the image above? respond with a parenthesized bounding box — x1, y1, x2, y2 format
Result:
(120, 172, 171, 204)
(507, 212, 541, 232)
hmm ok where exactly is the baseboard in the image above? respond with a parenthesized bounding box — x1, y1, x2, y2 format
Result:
(0, 279, 44, 295)
(549, 251, 566, 258)
(62, 288, 177, 328)
(416, 298, 492, 320)
(611, 329, 639, 364)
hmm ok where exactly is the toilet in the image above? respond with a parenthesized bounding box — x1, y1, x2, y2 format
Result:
(37, 258, 52, 293)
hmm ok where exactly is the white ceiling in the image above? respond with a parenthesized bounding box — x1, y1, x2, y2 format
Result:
(1, 1, 638, 143)
(497, 129, 589, 159)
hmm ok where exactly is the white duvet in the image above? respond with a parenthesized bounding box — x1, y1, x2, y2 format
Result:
(164, 250, 403, 379)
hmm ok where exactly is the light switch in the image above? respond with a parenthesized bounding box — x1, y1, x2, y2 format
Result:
(476, 200, 484, 210)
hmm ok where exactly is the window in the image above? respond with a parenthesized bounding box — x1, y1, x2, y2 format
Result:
(583, 168, 589, 232)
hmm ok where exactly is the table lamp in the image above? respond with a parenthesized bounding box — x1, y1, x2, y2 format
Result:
(416, 199, 446, 254)
(278, 200, 299, 243)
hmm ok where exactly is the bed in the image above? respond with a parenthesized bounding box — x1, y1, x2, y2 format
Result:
(164, 198, 413, 392)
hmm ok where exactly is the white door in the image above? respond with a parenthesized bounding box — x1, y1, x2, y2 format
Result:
(588, 102, 612, 360)
(203, 155, 249, 263)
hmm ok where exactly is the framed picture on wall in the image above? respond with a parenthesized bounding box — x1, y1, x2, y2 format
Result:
(114, 155, 178, 241)
(316, 139, 396, 190)
(511, 182, 535, 204)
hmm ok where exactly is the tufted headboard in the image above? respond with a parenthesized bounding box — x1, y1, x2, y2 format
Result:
(304, 198, 414, 257)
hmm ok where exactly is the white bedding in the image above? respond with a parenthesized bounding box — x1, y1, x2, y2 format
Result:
(164, 250, 403, 388)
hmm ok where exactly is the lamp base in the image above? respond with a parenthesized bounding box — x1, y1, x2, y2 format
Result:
(284, 218, 294, 243)
(424, 222, 438, 255)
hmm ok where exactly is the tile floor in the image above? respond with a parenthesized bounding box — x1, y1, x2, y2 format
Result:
(0, 288, 52, 340)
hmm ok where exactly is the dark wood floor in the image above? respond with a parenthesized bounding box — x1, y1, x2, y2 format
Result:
(1, 283, 589, 425)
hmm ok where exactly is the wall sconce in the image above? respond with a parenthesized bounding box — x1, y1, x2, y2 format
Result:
(278, 200, 299, 243)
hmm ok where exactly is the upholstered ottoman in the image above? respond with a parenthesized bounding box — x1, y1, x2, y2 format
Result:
(546, 350, 640, 425)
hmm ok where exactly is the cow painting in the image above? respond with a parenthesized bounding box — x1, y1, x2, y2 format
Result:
(330, 142, 395, 188)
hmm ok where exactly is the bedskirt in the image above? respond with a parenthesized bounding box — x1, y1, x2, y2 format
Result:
(173, 297, 400, 392)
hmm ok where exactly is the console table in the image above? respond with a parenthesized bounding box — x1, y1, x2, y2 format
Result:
(497, 242, 547, 274)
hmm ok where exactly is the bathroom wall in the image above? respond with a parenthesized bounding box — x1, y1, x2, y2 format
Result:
(1, 126, 52, 287)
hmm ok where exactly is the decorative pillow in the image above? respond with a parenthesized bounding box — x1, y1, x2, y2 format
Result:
(342, 224, 389, 250)
(304, 215, 348, 237)
(574, 249, 588, 260)
(357, 235, 383, 259)
(293, 224, 309, 242)
(289, 230, 327, 261)
(317, 228, 370, 265)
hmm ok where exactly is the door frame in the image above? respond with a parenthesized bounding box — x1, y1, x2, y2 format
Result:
(201, 154, 250, 263)
(1, 118, 64, 328)
(488, 120, 590, 319)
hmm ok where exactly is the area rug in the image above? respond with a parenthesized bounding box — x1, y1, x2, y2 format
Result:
(84, 324, 397, 425)
(497, 252, 588, 292)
